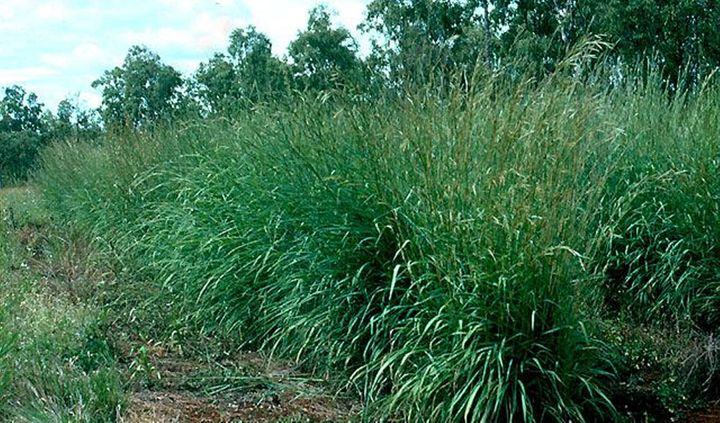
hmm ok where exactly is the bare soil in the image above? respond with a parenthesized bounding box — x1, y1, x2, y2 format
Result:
(120, 350, 359, 423)
(684, 405, 720, 423)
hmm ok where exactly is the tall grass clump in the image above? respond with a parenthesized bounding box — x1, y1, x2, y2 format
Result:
(36, 66, 622, 421)
(575, 74, 720, 411)
(598, 76, 720, 328)
(36, 57, 720, 420)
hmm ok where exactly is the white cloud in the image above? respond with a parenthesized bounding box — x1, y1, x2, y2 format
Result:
(171, 59, 203, 75)
(0, 4, 13, 19)
(0, 5, 24, 31)
(41, 42, 112, 70)
(72, 42, 104, 60)
(244, 0, 370, 56)
(192, 12, 239, 51)
(0, 1, 31, 22)
(35, 1, 72, 21)
(78, 90, 102, 109)
(0, 67, 57, 84)
(245, 0, 318, 55)
(120, 12, 244, 53)
(157, 0, 200, 13)
(40, 53, 70, 68)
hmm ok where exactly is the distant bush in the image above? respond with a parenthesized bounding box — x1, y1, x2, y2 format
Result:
(0, 130, 47, 183)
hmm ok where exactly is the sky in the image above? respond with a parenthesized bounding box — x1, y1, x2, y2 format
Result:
(0, 0, 371, 111)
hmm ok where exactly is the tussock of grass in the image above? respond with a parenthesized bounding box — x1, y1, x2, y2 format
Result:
(34, 64, 720, 421)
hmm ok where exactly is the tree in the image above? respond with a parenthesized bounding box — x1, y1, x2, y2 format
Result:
(289, 6, 364, 91)
(193, 26, 289, 112)
(0, 85, 44, 133)
(50, 96, 102, 141)
(228, 26, 289, 103)
(194, 53, 238, 112)
(598, 0, 720, 87)
(0, 86, 48, 180)
(92, 46, 183, 128)
(362, 0, 486, 83)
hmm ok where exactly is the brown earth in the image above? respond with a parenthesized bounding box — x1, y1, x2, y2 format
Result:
(685, 405, 720, 423)
(119, 350, 359, 423)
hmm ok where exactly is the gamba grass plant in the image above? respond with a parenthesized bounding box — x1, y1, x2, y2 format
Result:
(597, 74, 720, 328)
(340, 75, 621, 421)
(35, 54, 720, 420)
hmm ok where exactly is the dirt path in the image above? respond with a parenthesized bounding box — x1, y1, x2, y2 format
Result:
(119, 349, 359, 422)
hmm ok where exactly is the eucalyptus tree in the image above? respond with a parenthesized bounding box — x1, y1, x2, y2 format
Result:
(193, 26, 289, 113)
(362, 0, 489, 84)
(599, 0, 720, 87)
(194, 53, 239, 113)
(0, 85, 47, 180)
(92, 46, 183, 128)
(289, 5, 364, 91)
(0, 85, 44, 133)
(228, 26, 290, 103)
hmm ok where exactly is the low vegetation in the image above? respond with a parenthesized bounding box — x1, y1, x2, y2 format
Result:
(29, 58, 720, 421)
(0, 188, 124, 421)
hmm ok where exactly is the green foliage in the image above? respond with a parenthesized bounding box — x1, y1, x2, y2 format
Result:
(600, 0, 720, 87)
(363, 0, 487, 84)
(194, 53, 240, 113)
(194, 27, 290, 113)
(0, 86, 50, 181)
(50, 96, 102, 142)
(0, 85, 45, 133)
(0, 239, 17, 403)
(596, 81, 720, 328)
(603, 321, 708, 418)
(35, 66, 647, 421)
(92, 45, 183, 128)
(0, 188, 125, 421)
(289, 6, 364, 91)
(69, 0, 720, 127)
(0, 131, 45, 182)
(227, 26, 290, 103)
(0, 87, 100, 182)
(362, 0, 720, 87)
(22, 2, 720, 419)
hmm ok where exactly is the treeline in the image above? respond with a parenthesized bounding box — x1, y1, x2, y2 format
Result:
(0, 87, 100, 181)
(2, 0, 720, 179)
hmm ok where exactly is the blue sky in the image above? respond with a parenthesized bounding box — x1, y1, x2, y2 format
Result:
(0, 0, 370, 111)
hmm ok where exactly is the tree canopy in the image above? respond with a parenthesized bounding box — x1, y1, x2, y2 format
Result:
(364, 0, 485, 76)
(92, 46, 183, 128)
(0, 86, 45, 133)
(0, 86, 48, 180)
(289, 6, 364, 91)
(194, 26, 289, 113)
